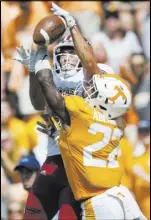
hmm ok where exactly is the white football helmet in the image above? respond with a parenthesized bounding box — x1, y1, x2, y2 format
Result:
(52, 35, 82, 79)
(75, 74, 132, 119)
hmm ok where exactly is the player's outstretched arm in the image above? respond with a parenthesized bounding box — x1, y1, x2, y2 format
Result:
(27, 45, 46, 110)
(70, 26, 102, 80)
(51, 2, 102, 80)
(29, 73, 46, 110)
(14, 46, 46, 110)
(35, 46, 70, 130)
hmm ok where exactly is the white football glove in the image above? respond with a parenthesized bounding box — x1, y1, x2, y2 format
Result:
(13, 45, 37, 72)
(51, 2, 76, 29)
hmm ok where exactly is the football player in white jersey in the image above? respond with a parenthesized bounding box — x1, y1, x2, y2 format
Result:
(16, 2, 146, 220)
(15, 36, 83, 219)
(15, 35, 116, 219)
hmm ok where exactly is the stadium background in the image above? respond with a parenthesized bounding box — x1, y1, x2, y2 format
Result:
(1, 1, 150, 220)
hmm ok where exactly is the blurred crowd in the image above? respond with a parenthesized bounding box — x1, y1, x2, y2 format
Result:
(1, 1, 150, 220)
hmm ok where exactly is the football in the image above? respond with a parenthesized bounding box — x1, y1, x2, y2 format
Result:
(33, 15, 66, 46)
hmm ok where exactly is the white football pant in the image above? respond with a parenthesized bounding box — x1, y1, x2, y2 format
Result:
(81, 184, 147, 220)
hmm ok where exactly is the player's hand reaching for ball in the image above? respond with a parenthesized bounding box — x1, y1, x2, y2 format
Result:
(13, 45, 37, 73)
(51, 2, 76, 29)
(14, 44, 48, 73)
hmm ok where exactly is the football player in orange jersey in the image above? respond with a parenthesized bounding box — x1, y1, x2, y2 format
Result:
(29, 3, 146, 219)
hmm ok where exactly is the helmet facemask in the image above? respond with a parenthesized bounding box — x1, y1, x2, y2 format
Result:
(53, 45, 82, 79)
(74, 77, 100, 100)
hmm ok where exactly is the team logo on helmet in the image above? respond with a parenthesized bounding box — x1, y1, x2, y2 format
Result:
(75, 74, 132, 119)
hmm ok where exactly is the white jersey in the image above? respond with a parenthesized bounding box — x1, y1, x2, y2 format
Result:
(47, 134, 60, 157)
(47, 63, 115, 157)
(53, 69, 84, 91)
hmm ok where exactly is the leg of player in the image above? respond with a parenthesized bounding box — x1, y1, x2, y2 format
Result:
(23, 157, 59, 220)
(24, 159, 82, 220)
(81, 194, 124, 220)
(58, 186, 81, 220)
(81, 185, 147, 220)
(23, 190, 48, 220)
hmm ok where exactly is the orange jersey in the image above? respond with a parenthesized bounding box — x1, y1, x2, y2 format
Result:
(58, 96, 126, 200)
